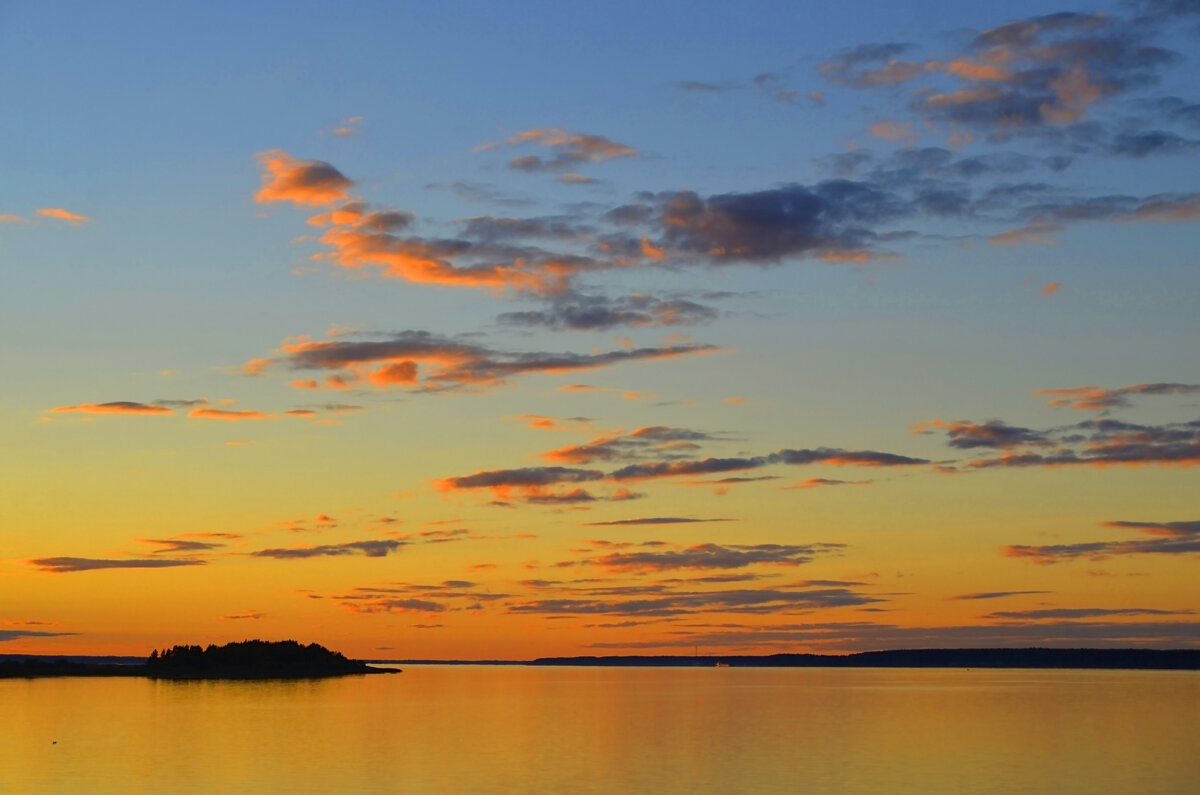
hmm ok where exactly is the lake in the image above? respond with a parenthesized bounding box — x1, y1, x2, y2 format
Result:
(3, 666, 1197, 793)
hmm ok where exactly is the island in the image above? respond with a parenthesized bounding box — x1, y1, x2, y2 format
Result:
(0, 640, 400, 679)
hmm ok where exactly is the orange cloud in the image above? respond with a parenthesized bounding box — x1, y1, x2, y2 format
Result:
(1035, 383, 1200, 411)
(254, 149, 353, 207)
(37, 207, 91, 224)
(476, 127, 638, 171)
(50, 401, 172, 416)
(331, 115, 363, 137)
(1127, 197, 1200, 223)
(988, 222, 1062, 247)
(242, 358, 272, 376)
(271, 331, 720, 393)
(0, 213, 27, 223)
(1040, 66, 1104, 125)
(315, 224, 573, 293)
(869, 120, 917, 145)
(369, 361, 418, 387)
(187, 408, 275, 421)
(1041, 281, 1062, 296)
(289, 379, 319, 390)
(931, 59, 1010, 82)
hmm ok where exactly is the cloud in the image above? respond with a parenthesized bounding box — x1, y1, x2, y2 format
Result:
(343, 598, 447, 614)
(153, 398, 209, 408)
(497, 293, 719, 331)
(950, 590, 1054, 600)
(982, 607, 1192, 619)
(138, 537, 229, 554)
(187, 408, 275, 421)
(581, 517, 734, 526)
(49, 401, 173, 416)
(773, 448, 929, 467)
(424, 181, 534, 207)
(508, 584, 878, 618)
(542, 425, 718, 464)
(331, 115, 363, 137)
(819, 42, 921, 88)
(1003, 518, 1200, 563)
(512, 414, 592, 432)
(591, 542, 844, 573)
(645, 182, 900, 264)
(477, 128, 638, 173)
(250, 539, 406, 559)
(1036, 382, 1200, 411)
(261, 329, 721, 393)
(36, 207, 91, 224)
(913, 418, 1049, 449)
(674, 80, 737, 93)
(812, 8, 1199, 161)
(0, 629, 81, 641)
(1041, 281, 1062, 296)
(435, 466, 606, 504)
(609, 448, 927, 481)
(919, 409, 1200, 470)
(785, 477, 873, 490)
(221, 611, 267, 620)
(29, 557, 207, 573)
(0, 213, 28, 223)
(255, 149, 353, 207)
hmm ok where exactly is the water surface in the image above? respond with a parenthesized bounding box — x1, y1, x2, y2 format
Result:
(3, 666, 1196, 793)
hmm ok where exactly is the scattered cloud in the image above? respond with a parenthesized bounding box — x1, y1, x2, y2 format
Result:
(476, 128, 638, 173)
(255, 149, 353, 207)
(590, 542, 843, 573)
(36, 207, 90, 224)
(498, 293, 719, 331)
(1004, 518, 1200, 563)
(49, 401, 173, 416)
(1036, 382, 1200, 411)
(250, 539, 406, 559)
(187, 407, 275, 421)
(581, 517, 734, 527)
(0, 629, 80, 641)
(950, 590, 1054, 600)
(30, 557, 207, 573)
(255, 329, 722, 393)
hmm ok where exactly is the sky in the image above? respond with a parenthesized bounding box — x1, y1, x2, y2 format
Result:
(3, 0, 1199, 659)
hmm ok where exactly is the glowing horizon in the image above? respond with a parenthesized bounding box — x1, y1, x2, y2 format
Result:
(4, 0, 1198, 659)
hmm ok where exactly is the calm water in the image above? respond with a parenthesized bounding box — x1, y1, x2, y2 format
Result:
(2, 666, 1197, 794)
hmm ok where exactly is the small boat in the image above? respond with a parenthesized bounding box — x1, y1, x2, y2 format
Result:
(714, 662, 730, 667)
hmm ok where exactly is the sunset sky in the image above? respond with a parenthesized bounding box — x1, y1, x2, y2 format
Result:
(4, 0, 1198, 659)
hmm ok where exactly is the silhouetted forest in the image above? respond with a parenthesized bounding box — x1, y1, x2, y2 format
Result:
(1, 640, 398, 679)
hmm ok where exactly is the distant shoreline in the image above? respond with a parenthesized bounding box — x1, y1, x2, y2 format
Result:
(5, 648, 1198, 676)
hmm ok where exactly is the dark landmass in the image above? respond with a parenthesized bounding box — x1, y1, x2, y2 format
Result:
(530, 648, 1200, 670)
(0, 640, 400, 679)
(370, 659, 525, 666)
(6, 647, 1198, 677)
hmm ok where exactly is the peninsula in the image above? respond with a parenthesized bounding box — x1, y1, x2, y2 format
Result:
(1, 640, 399, 679)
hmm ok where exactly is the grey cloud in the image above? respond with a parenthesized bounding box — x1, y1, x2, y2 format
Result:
(0, 629, 81, 641)
(498, 293, 719, 331)
(30, 557, 207, 573)
(250, 539, 406, 559)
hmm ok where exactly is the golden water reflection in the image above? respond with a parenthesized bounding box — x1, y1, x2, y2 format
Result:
(3, 667, 1197, 793)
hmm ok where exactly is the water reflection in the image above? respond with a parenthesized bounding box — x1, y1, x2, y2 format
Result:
(2, 667, 1196, 794)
